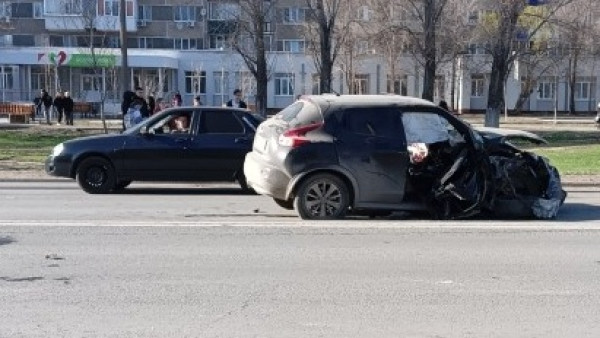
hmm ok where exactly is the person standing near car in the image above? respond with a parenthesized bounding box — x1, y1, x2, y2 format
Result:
(53, 91, 65, 125)
(40, 89, 53, 125)
(121, 90, 135, 131)
(172, 91, 182, 107)
(131, 87, 150, 118)
(193, 95, 203, 107)
(226, 89, 247, 109)
(63, 91, 74, 126)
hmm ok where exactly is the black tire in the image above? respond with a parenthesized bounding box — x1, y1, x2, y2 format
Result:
(76, 157, 116, 194)
(113, 180, 132, 191)
(236, 171, 255, 193)
(294, 173, 350, 220)
(273, 198, 294, 210)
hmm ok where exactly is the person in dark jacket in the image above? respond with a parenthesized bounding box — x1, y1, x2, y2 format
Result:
(53, 91, 65, 125)
(226, 89, 247, 109)
(63, 91, 74, 126)
(121, 90, 135, 131)
(148, 95, 156, 115)
(40, 89, 53, 125)
(131, 87, 150, 118)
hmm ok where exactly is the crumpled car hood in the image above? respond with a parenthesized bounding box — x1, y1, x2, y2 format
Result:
(475, 127, 548, 145)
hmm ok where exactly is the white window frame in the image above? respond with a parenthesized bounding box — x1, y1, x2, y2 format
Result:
(209, 34, 228, 49)
(0, 1, 11, 18)
(352, 74, 369, 94)
(283, 7, 304, 24)
(138, 5, 152, 22)
(574, 78, 592, 101)
(213, 71, 229, 95)
(275, 73, 294, 96)
(81, 71, 102, 91)
(537, 77, 556, 100)
(175, 38, 197, 50)
(312, 74, 320, 95)
(104, 0, 119, 16)
(0, 66, 13, 90)
(33, 2, 44, 18)
(471, 75, 485, 98)
(174, 5, 195, 22)
(387, 75, 407, 95)
(282, 39, 304, 53)
(185, 70, 206, 94)
(64, 0, 82, 15)
(0, 34, 12, 47)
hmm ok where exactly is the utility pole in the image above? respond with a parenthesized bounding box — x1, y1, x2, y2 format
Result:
(119, 0, 129, 92)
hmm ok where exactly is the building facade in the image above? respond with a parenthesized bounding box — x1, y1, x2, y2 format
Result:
(0, 0, 598, 114)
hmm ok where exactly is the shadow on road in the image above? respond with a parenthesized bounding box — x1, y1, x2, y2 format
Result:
(118, 187, 255, 196)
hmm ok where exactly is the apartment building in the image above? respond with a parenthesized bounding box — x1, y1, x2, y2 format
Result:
(0, 0, 598, 113)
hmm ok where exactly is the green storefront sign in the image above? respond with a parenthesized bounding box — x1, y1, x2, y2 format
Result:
(68, 54, 116, 68)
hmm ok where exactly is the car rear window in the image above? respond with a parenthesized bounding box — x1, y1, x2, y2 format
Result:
(275, 101, 323, 127)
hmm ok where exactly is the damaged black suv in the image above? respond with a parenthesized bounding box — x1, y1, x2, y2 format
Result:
(244, 94, 566, 220)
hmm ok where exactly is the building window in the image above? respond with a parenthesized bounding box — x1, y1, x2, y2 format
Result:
(351, 74, 369, 94)
(209, 2, 239, 20)
(64, 0, 82, 15)
(275, 73, 294, 96)
(81, 70, 102, 91)
(0, 1, 12, 18)
(471, 75, 485, 97)
(279, 39, 304, 53)
(574, 78, 592, 100)
(138, 5, 152, 22)
(358, 6, 371, 21)
(185, 71, 206, 94)
(209, 35, 228, 49)
(537, 77, 556, 100)
(33, 2, 43, 18)
(283, 7, 304, 24)
(103, 0, 119, 16)
(312, 74, 320, 95)
(175, 38, 198, 50)
(214, 71, 229, 95)
(31, 67, 50, 91)
(387, 75, 407, 95)
(0, 34, 12, 47)
(0, 66, 13, 90)
(174, 6, 195, 22)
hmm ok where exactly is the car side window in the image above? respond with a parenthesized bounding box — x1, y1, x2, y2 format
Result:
(401, 112, 465, 145)
(200, 110, 245, 134)
(344, 108, 399, 138)
(149, 111, 193, 135)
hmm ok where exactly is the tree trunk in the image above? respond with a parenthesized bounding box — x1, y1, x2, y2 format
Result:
(319, 28, 333, 94)
(486, 51, 509, 127)
(255, 55, 268, 116)
(568, 53, 579, 115)
(421, 0, 436, 102)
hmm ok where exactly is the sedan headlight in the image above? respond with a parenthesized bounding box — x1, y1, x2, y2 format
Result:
(52, 143, 64, 156)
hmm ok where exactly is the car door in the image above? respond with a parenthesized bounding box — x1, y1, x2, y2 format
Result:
(187, 109, 251, 181)
(335, 107, 409, 204)
(120, 109, 196, 180)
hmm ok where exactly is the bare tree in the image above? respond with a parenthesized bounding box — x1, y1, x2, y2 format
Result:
(304, 0, 353, 94)
(472, 0, 575, 127)
(231, 0, 275, 116)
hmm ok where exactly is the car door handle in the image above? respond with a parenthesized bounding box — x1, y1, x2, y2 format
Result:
(235, 137, 250, 144)
(175, 138, 187, 143)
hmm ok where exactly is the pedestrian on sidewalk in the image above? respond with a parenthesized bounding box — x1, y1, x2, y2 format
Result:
(53, 91, 65, 125)
(63, 91, 74, 126)
(40, 89, 53, 125)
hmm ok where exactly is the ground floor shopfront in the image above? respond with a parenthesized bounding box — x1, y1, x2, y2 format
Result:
(1, 47, 599, 114)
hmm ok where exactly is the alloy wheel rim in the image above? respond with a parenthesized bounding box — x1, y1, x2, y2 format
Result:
(86, 167, 106, 188)
(304, 180, 343, 217)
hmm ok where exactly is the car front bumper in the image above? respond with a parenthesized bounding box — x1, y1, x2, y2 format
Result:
(45, 155, 72, 178)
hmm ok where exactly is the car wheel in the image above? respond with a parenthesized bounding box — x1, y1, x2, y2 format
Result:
(273, 198, 294, 210)
(76, 157, 116, 194)
(294, 174, 350, 220)
(113, 180, 132, 191)
(236, 171, 254, 193)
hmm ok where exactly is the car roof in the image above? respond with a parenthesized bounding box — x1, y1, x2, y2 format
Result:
(301, 94, 437, 109)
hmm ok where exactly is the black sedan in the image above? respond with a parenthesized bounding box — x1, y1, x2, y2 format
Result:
(46, 106, 263, 193)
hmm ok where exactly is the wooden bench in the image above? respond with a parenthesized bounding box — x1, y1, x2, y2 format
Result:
(0, 102, 35, 123)
(73, 102, 95, 118)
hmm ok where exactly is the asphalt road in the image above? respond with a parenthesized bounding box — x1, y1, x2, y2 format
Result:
(1, 181, 600, 337)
